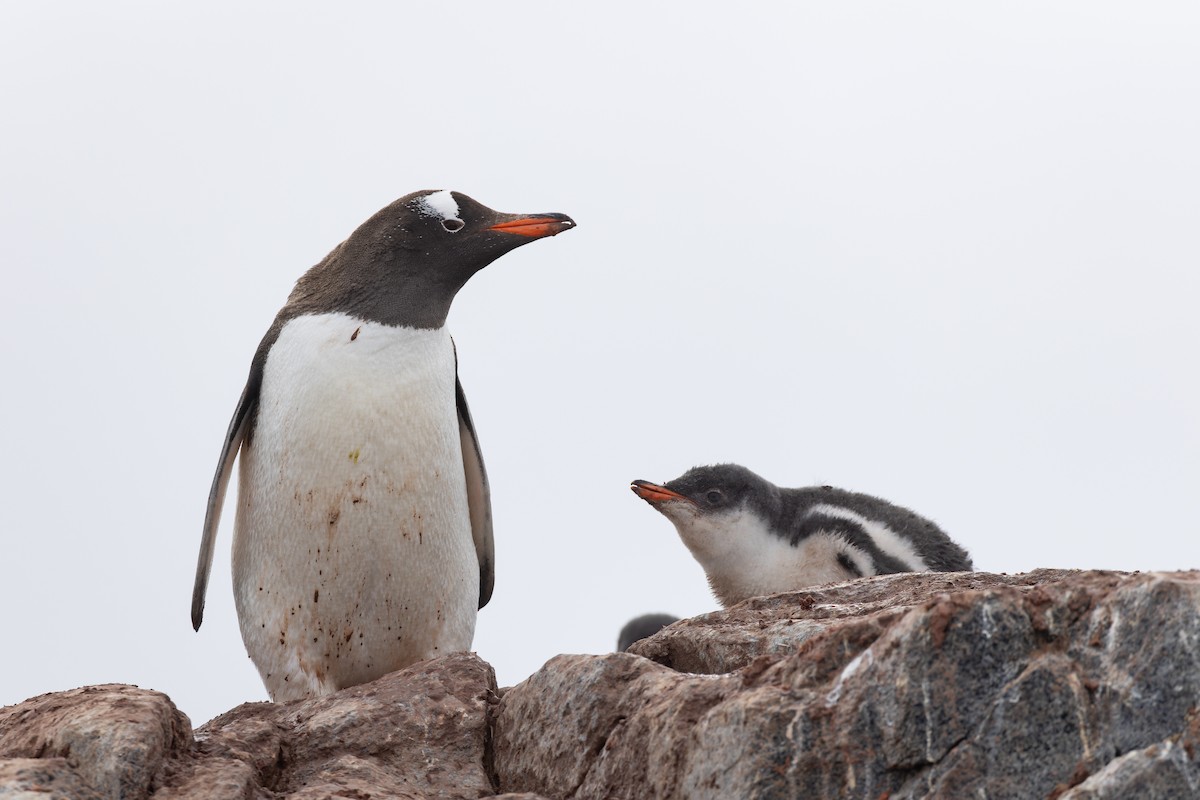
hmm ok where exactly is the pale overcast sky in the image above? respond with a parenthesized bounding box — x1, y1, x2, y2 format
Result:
(2, 3, 1198, 726)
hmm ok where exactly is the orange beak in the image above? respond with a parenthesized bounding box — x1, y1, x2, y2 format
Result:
(630, 480, 691, 504)
(489, 214, 575, 239)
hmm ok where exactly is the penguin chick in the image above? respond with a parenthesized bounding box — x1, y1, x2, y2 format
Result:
(631, 463, 971, 607)
(192, 190, 574, 701)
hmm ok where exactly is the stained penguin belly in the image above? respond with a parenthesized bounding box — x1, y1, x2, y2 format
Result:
(232, 314, 479, 701)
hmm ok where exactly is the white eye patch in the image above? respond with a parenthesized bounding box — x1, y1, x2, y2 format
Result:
(413, 190, 463, 226)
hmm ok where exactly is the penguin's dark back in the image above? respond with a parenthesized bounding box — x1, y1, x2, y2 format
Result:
(781, 486, 973, 572)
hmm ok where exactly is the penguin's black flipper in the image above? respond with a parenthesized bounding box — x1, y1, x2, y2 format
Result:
(191, 336, 270, 631)
(456, 372, 495, 609)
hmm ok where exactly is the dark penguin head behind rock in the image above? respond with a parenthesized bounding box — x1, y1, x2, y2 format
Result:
(617, 613, 681, 652)
(284, 190, 576, 330)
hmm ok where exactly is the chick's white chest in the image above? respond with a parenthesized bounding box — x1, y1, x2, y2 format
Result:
(674, 509, 858, 607)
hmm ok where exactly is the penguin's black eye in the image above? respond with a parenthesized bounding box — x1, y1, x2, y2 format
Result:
(441, 218, 465, 233)
(704, 490, 724, 505)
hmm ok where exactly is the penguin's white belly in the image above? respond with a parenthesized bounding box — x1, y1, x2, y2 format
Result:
(676, 510, 872, 607)
(233, 313, 478, 701)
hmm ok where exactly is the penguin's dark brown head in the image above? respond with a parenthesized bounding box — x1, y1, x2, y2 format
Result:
(395, 190, 575, 273)
(285, 190, 575, 330)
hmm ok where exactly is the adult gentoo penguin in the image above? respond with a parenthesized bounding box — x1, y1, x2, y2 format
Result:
(631, 464, 972, 607)
(192, 190, 574, 701)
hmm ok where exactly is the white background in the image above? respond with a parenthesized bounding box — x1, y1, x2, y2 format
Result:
(2, 3, 1197, 726)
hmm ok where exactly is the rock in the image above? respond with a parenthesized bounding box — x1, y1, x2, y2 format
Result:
(0, 684, 190, 799)
(4, 571, 1199, 799)
(1058, 709, 1200, 800)
(627, 568, 1082, 674)
(496, 570, 1200, 799)
(179, 652, 497, 799)
(1, 652, 497, 800)
(0, 758, 106, 800)
(493, 653, 740, 799)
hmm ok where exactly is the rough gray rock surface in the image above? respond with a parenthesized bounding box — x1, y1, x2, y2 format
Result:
(1059, 708, 1200, 800)
(3, 570, 1199, 799)
(628, 568, 1080, 674)
(497, 570, 1200, 799)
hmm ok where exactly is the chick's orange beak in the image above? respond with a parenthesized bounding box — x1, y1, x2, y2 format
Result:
(630, 480, 690, 504)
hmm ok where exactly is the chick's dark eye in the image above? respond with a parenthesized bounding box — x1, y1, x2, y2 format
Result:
(441, 218, 464, 232)
(705, 490, 723, 505)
